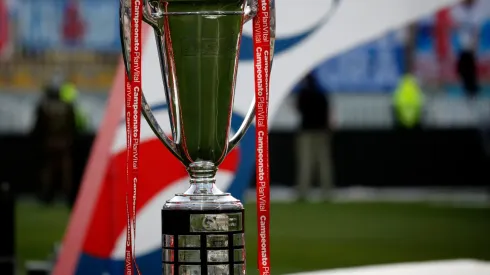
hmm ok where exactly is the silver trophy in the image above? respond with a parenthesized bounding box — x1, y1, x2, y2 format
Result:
(119, 0, 275, 274)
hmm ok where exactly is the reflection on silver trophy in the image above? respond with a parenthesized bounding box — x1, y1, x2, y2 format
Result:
(119, 0, 275, 274)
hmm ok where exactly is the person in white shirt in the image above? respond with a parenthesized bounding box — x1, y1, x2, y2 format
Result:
(451, 0, 482, 98)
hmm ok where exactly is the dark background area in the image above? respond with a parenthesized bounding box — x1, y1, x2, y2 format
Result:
(1, 129, 489, 196)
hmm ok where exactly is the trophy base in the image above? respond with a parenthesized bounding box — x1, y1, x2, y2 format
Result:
(161, 208, 245, 275)
(162, 162, 246, 275)
(162, 198, 246, 275)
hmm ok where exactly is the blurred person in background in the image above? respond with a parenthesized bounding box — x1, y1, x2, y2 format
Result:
(451, 0, 482, 100)
(60, 80, 88, 208)
(51, 71, 89, 133)
(393, 76, 425, 130)
(60, 81, 88, 133)
(393, 22, 425, 130)
(32, 83, 77, 207)
(295, 73, 333, 201)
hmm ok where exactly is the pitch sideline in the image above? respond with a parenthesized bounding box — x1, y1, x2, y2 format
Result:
(284, 259, 490, 275)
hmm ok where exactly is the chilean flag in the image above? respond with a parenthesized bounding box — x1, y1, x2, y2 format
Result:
(62, 0, 85, 45)
(0, 0, 11, 59)
(435, 8, 452, 61)
(53, 1, 460, 274)
(435, 7, 455, 82)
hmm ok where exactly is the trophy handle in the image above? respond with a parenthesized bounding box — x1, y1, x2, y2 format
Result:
(141, 0, 164, 34)
(141, 96, 184, 162)
(243, 0, 257, 23)
(119, 0, 185, 163)
(227, 0, 276, 154)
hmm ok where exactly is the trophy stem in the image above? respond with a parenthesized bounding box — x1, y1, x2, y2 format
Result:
(185, 161, 223, 195)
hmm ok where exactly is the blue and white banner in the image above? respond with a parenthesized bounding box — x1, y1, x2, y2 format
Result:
(314, 32, 405, 93)
(310, 1, 490, 94)
(14, 0, 490, 93)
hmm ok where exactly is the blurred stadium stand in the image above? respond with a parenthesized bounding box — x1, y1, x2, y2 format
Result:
(0, 0, 119, 92)
(0, 51, 117, 91)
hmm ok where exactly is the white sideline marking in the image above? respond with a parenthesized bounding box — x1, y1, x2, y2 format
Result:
(245, 187, 490, 207)
(284, 259, 490, 275)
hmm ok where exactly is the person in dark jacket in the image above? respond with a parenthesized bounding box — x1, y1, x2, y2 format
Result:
(295, 73, 333, 201)
(451, 0, 481, 99)
(32, 84, 77, 205)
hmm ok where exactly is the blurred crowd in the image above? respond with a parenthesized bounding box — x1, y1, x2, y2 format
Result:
(0, 0, 118, 91)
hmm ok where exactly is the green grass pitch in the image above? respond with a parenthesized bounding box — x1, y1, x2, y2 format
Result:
(16, 200, 490, 275)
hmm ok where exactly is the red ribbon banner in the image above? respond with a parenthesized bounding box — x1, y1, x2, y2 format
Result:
(125, 0, 142, 274)
(253, 1, 272, 274)
(124, 0, 271, 274)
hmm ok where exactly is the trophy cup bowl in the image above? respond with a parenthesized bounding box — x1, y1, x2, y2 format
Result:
(120, 0, 275, 274)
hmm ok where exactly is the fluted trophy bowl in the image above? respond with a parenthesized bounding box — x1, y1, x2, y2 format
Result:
(120, 0, 275, 273)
